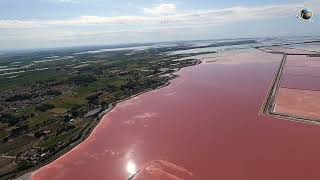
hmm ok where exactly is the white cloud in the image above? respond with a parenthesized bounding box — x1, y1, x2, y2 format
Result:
(0, 3, 303, 29)
(1, 2, 319, 49)
(143, 3, 177, 15)
(56, 0, 78, 3)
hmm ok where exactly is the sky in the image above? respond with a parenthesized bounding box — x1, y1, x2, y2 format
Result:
(0, 0, 319, 50)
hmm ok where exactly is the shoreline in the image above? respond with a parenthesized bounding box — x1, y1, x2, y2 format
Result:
(9, 61, 201, 180)
(11, 47, 320, 180)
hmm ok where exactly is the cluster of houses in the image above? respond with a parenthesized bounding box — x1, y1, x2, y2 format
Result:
(0, 82, 69, 114)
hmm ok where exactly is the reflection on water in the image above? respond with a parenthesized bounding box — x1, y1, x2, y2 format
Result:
(32, 51, 320, 180)
(126, 161, 137, 176)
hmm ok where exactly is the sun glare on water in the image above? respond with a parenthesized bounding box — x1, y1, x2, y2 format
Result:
(126, 161, 137, 176)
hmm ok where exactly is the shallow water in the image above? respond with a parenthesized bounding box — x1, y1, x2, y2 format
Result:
(32, 51, 320, 180)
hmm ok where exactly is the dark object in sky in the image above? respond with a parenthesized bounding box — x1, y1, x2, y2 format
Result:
(300, 8, 313, 20)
